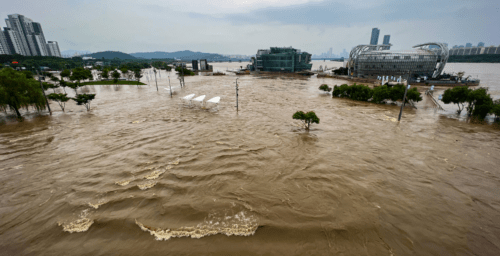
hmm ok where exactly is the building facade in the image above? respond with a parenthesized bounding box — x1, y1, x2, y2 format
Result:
(348, 42, 449, 79)
(370, 28, 380, 45)
(1, 14, 58, 56)
(449, 45, 500, 55)
(46, 41, 62, 57)
(382, 35, 390, 50)
(250, 47, 312, 72)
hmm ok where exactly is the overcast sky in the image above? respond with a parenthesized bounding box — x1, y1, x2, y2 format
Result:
(2, 0, 499, 55)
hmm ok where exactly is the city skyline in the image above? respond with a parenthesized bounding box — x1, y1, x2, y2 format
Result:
(1, 0, 499, 56)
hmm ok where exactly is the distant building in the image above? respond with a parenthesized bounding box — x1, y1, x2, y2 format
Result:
(0, 29, 11, 54)
(370, 28, 380, 45)
(478, 42, 485, 47)
(382, 35, 391, 50)
(192, 60, 198, 70)
(449, 45, 500, 55)
(200, 59, 209, 71)
(46, 41, 61, 57)
(250, 47, 312, 72)
(1, 14, 58, 56)
(465, 43, 472, 48)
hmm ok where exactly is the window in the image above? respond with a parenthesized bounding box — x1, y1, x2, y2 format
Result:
(404, 56, 411, 60)
(419, 55, 424, 59)
(394, 56, 400, 60)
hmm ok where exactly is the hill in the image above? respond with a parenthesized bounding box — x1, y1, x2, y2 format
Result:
(85, 51, 137, 60)
(130, 51, 228, 61)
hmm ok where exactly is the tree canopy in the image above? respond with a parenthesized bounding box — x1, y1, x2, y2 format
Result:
(293, 111, 320, 130)
(0, 68, 46, 118)
(441, 86, 470, 114)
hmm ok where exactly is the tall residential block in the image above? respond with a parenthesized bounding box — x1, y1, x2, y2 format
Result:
(0, 29, 11, 54)
(370, 28, 380, 45)
(478, 42, 485, 47)
(2, 14, 58, 56)
(382, 35, 391, 50)
(465, 43, 472, 48)
(47, 41, 61, 57)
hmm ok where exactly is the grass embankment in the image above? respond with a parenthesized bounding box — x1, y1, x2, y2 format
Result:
(81, 81, 146, 85)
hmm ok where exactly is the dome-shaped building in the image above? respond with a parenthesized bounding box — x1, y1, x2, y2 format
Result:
(347, 43, 449, 79)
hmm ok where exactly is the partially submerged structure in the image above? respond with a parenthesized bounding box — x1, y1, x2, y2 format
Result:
(250, 47, 312, 72)
(347, 43, 449, 79)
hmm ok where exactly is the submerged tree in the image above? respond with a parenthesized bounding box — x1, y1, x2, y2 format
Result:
(466, 88, 493, 119)
(72, 94, 96, 111)
(319, 84, 332, 92)
(134, 68, 143, 86)
(112, 70, 120, 84)
(441, 86, 470, 114)
(293, 111, 320, 130)
(47, 93, 70, 112)
(0, 68, 46, 118)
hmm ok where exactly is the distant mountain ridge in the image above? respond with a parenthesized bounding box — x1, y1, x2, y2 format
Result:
(83, 51, 137, 60)
(130, 51, 228, 61)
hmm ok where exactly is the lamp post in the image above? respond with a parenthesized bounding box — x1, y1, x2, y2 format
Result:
(235, 78, 239, 111)
(153, 69, 158, 91)
(168, 76, 172, 98)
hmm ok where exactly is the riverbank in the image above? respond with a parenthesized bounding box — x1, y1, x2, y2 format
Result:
(81, 80, 146, 85)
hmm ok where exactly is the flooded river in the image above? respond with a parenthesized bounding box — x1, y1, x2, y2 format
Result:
(1, 62, 499, 255)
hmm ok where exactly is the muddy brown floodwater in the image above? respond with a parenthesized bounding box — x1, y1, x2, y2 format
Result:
(1, 62, 500, 255)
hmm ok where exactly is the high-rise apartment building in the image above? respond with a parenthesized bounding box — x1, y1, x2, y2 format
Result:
(478, 42, 485, 47)
(0, 29, 11, 54)
(1, 14, 59, 57)
(47, 41, 61, 57)
(382, 35, 391, 50)
(465, 43, 472, 48)
(370, 28, 380, 45)
(383, 35, 390, 45)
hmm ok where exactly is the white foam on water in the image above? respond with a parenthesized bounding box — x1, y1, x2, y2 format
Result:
(136, 211, 258, 241)
(138, 181, 157, 190)
(59, 209, 94, 233)
(88, 199, 107, 209)
(116, 179, 134, 186)
(143, 169, 165, 180)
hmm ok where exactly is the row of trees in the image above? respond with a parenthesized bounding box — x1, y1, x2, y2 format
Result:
(0, 68, 95, 118)
(325, 83, 423, 104)
(441, 86, 500, 120)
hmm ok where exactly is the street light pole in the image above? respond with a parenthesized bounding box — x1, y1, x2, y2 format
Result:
(168, 76, 172, 97)
(235, 78, 239, 111)
(154, 69, 158, 91)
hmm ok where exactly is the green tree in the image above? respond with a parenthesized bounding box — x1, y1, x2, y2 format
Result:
(47, 93, 70, 112)
(120, 67, 128, 79)
(441, 86, 470, 114)
(491, 100, 500, 120)
(72, 94, 96, 111)
(112, 70, 120, 84)
(293, 111, 320, 130)
(0, 68, 47, 118)
(134, 69, 143, 86)
(102, 68, 110, 80)
(466, 88, 493, 119)
(319, 84, 331, 92)
(372, 85, 390, 103)
(60, 69, 71, 81)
